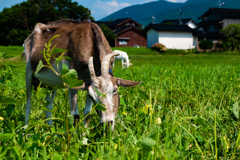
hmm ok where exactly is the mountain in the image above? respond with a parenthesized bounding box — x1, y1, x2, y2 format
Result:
(100, 0, 240, 27)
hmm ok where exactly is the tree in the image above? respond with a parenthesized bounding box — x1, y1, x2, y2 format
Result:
(99, 23, 117, 47)
(199, 40, 213, 52)
(0, 0, 94, 46)
(220, 24, 240, 51)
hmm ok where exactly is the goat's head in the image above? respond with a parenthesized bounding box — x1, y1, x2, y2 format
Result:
(126, 63, 133, 68)
(76, 53, 141, 130)
(123, 62, 133, 68)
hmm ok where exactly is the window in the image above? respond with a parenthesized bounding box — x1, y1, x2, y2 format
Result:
(207, 25, 220, 32)
(119, 40, 128, 45)
(118, 38, 129, 45)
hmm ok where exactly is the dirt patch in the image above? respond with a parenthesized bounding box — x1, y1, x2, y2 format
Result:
(0, 56, 21, 62)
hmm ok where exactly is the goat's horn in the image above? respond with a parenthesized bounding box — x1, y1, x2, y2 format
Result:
(88, 57, 96, 80)
(101, 53, 119, 76)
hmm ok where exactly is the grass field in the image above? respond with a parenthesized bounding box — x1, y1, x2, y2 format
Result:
(0, 46, 240, 159)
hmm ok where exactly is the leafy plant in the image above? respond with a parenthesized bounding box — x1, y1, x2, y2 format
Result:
(35, 35, 84, 155)
(215, 41, 224, 50)
(220, 24, 240, 51)
(0, 65, 19, 104)
(34, 35, 109, 156)
(0, 52, 13, 59)
(199, 40, 213, 52)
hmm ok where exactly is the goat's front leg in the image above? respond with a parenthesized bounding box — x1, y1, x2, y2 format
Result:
(121, 59, 124, 68)
(68, 89, 80, 127)
(25, 62, 33, 126)
(84, 95, 93, 128)
(45, 89, 57, 126)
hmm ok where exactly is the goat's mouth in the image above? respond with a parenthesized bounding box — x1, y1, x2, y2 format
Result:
(94, 120, 114, 131)
(82, 120, 115, 137)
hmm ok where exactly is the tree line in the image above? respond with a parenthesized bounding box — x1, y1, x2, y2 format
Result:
(0, 0, 94, 46)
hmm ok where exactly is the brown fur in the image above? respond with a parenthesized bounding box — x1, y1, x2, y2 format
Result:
(24, 19, 112, 81)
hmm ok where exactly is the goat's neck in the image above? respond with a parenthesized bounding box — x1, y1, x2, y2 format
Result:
(125, 56, 129, 64)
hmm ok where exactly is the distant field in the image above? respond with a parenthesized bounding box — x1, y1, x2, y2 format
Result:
(0, 46, 240, 159)
(0, 46, 23, 56)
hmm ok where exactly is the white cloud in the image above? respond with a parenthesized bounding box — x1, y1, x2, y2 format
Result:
(166, 0, 187, 2)
(106, 0, 119, 7)
(144, 0, 158, 3)
(94, 0, 131, 15)
(106, 0, 130, 8)
(166, 0, 178, 2)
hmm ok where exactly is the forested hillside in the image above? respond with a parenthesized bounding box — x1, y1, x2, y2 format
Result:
(101, 0, 240, 27)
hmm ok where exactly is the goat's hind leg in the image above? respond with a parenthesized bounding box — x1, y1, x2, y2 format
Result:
(25, 62, 33, 126)
(84, 95, 93, 128)
(45, 89, 57, 126)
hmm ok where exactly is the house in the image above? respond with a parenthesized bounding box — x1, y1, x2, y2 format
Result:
(193, 7, 240, 49)
(97, 18, 147, 47)
(144, 23, 197, 49)
(160, 18, 197, 29)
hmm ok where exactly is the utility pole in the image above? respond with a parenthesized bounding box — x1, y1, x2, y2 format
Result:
(217, 0, 224, 8)
(179, 8, 183, 25)
(152, 16, 155, 24)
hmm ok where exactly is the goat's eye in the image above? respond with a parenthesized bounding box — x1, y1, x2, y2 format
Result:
(113, 88, 118, 94)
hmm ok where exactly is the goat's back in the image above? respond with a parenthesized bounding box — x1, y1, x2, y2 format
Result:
(24, 20, 112, 76)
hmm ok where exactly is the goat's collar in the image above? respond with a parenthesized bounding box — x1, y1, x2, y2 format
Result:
(109, 68, 113, 76)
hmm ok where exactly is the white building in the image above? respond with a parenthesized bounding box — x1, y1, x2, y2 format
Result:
(144, 19, 197, 50)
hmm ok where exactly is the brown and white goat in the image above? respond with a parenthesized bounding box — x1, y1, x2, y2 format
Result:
(22, 19, 141, 130)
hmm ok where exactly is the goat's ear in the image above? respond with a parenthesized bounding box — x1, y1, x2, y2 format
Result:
(73, 82, 90, 90)
(114, 77, 142, 87)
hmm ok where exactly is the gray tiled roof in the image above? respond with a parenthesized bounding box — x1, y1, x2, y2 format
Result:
(160, 18, 195, 25)
(199, 7, 240, 19)
(144, 23, 195, 32)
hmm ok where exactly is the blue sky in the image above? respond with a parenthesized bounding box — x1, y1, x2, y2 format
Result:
(0, 0, 187, 20)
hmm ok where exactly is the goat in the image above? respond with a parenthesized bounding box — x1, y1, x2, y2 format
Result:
(112, 50, 132, 68)
(22, 19, 142, 130)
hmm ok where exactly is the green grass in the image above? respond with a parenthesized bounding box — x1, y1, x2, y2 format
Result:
(0, 46, 24, 57)
(0, 46, 24, 67)
(0, 46, 240, 159)
(112, 47, 240, 56)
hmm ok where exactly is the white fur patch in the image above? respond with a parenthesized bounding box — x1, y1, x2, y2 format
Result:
(88, 86, 99, 103)
(101, 81, 114, 123)
(106, 82, 114, 105)
(34, 23, 45, 33)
